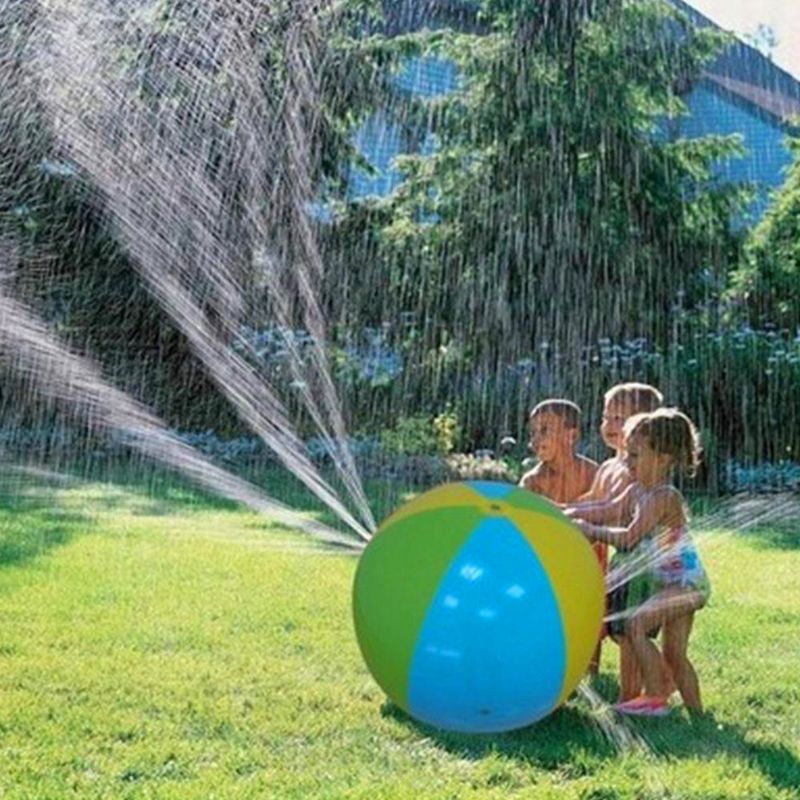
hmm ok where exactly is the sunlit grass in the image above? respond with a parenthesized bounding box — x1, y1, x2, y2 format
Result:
(0, 470, 798, 799)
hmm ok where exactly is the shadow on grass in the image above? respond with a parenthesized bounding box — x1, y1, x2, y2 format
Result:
(5, 452, 439, 542)
(0, 468, 95, 569)
(701, 493, 800, 551)
(380, 700, 621, 772)
(2, 458, 383, 555)
(76, 457, 411, 543)
(76, 456, 390, 522)
(382, 688, 800, 792)
(74, 458, 244, 514)
(744, 519, 800, 551)
(634, 709, 800, 792)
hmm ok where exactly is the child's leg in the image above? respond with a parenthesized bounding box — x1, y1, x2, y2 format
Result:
(618, 637, 642, 701)
(626, 624, 667, 698)
(625, 587, 704, 699)
(662, 603, 704, 711)
(588, 638, 602, 678)
(589, 542, 608, 679)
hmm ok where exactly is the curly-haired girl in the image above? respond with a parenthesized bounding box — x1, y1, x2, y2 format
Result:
(567, 408, 709, 716)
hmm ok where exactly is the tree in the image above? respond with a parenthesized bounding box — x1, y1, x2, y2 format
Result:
(728, 138, 800, 328)
(326, 0, 749, 367)
(0, 0, 394, 431)
(744, 23, 779, 61)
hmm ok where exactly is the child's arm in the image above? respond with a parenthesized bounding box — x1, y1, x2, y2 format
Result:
(578, 459, 599, 499)
(575, 488, 681, 551)
(572, 464, 607, 504)
(519, 469, 544, 494)
(564, 482, 635, 525)
(564, 498, 623, 525)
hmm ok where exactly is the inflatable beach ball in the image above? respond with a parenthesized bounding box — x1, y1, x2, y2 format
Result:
(352, 481, 604, 733)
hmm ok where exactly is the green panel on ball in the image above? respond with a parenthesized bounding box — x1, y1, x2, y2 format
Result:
(352, 505, 483, 709)
(501, 485, 566, 522)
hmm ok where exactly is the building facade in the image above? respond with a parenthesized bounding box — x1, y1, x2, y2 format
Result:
(351, 0, 800, 223)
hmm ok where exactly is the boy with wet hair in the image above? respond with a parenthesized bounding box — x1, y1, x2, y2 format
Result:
(566, 382, 665, 690)
(519, 399, 597, 504)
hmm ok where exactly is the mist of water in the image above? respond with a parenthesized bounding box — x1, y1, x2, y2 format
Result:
(0, 270, 363, 551)
(604, 491, 799, 619)
(28, 0, 375, 539)
(577, 681, 650, 754)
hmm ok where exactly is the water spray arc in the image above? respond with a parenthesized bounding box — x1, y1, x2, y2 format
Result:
(31, 0, 376, 540)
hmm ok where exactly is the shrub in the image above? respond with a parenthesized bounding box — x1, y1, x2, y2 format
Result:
(432, 409, 460, 455)
(445, 453, 517, 483)
(379, 414, 439, 456)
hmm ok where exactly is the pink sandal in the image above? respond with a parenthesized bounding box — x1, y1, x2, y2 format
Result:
(613, 696, 670, 717)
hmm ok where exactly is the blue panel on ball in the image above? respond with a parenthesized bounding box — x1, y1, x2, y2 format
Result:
(465, 481, 514, 501)
(407, 517, 566, 733)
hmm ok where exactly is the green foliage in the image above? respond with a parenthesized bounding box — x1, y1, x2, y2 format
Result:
(669, 322, 800, 463)
(315, 1, 770, 469)
(728, 138, 800, 327)
(380, 414, 439, 455)
(328, 310, 800, 486)
(369, 407, 458, 458)
(1, 0, 781, 474)
(563, 321, 800, 488)
(432, 407, 461, 454)
(328, 0, 748, 359)
(0, 0, 394, 433)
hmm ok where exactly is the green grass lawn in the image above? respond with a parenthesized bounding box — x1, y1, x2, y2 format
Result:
(0, 467, 798, 799)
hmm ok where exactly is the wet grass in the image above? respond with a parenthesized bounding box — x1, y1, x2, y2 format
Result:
(0, 469, 798, 799)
